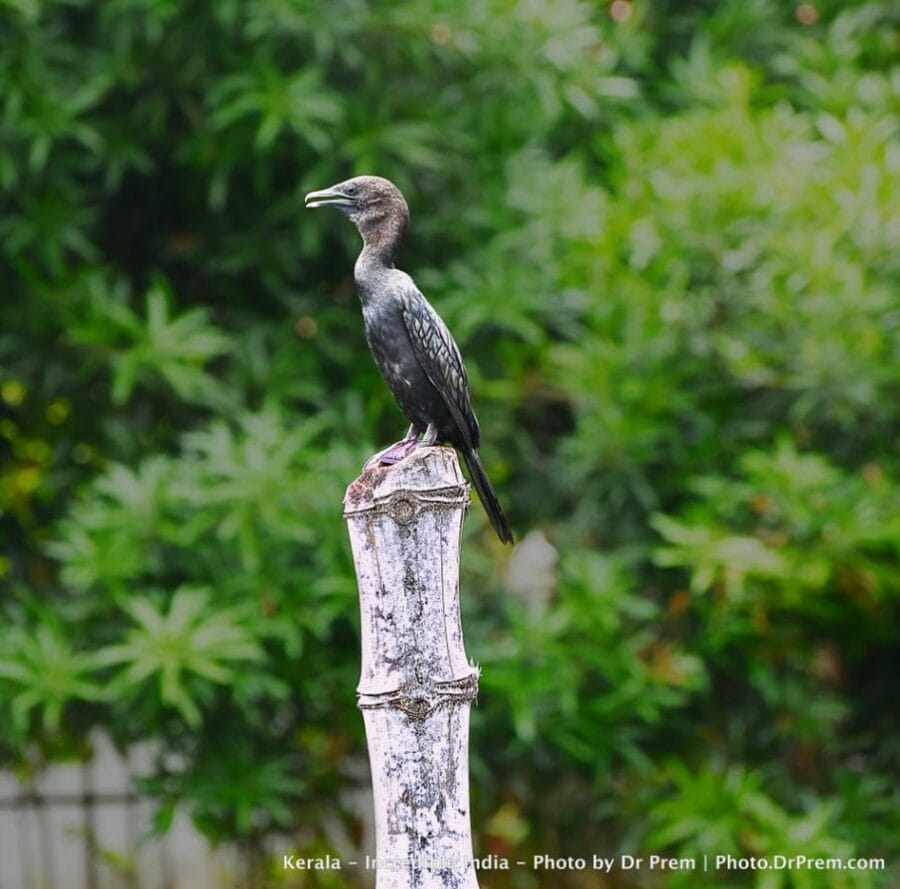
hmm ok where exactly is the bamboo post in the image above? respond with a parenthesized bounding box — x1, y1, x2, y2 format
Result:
(344, 446, 480, 889)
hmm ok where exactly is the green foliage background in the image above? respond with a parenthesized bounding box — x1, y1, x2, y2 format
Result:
(1, 0, 899, 886)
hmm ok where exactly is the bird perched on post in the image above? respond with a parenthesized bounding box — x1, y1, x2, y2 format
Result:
(305, 175, 513, 545)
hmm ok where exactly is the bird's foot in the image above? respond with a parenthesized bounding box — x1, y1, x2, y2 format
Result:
(376, 438, 422, 465)
(363, 424, 441, 470)
(364, 429, 421, 470)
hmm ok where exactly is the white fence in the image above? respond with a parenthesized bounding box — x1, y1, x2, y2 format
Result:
(0, 734, 245, 889)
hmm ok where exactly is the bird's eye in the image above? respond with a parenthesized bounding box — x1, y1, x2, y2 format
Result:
(344, 182, 358, 195)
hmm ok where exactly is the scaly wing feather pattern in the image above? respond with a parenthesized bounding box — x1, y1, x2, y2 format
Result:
(398, 282, 513, 544)
(398, 285, 480, 450)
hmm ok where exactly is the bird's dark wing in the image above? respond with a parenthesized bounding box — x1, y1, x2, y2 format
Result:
(398, 285, 479, 450)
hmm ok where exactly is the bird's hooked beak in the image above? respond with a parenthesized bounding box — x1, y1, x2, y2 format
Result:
(304, 185, 354, 210)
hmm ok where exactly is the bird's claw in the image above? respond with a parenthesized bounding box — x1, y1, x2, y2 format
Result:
(364, 438, 421, 470)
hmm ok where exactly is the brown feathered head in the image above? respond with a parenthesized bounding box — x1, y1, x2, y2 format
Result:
(305, 175, 409, 252)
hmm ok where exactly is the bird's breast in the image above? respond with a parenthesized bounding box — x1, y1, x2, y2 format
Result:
(362, 302, 449, 429)
(363, 307, 419, 386)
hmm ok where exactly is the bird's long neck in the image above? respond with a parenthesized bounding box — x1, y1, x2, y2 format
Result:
(354, 213, 406, 300)
(360, 211, 406, 265)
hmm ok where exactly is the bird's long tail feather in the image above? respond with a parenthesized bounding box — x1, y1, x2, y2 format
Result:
(459, 447, 514, 545)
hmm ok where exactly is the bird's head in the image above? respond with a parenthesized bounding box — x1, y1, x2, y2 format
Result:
(305, 175, 409, 246)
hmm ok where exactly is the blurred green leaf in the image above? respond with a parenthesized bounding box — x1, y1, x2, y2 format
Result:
(0, 623, 103, 732)
(96, 586, 263, 726)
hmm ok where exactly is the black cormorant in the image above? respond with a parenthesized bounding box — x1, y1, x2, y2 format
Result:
(305, 175, 514, 545)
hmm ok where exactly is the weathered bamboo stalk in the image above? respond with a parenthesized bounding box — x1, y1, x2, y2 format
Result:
(344, 446, 480, 889)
